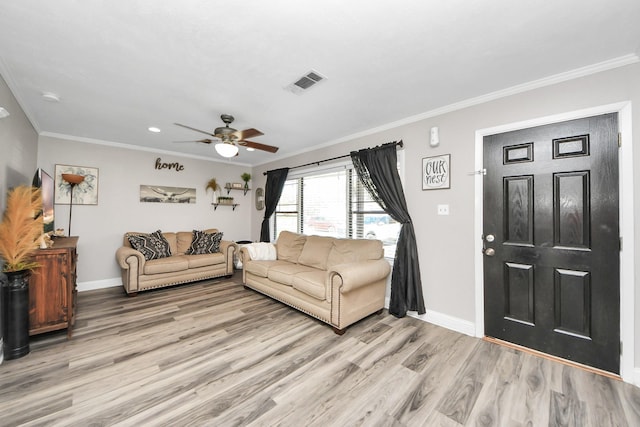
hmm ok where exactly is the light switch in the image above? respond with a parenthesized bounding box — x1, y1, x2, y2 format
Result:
(437, 204, 449, 215)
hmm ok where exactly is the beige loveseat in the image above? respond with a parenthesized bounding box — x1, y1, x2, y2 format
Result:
(116, 229, 236, 295)
(240, 231, 391, 334)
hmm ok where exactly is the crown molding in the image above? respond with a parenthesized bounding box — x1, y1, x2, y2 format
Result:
(39, 131, 252, 166)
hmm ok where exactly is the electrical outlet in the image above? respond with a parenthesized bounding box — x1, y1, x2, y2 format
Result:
(437, 204, 449, 215)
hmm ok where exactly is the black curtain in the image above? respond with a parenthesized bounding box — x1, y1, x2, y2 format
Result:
(260, 168, 290, 242)
(351, 142, 425, 317)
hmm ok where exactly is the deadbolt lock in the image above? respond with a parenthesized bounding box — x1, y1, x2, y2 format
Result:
(485, 234, 495, 242)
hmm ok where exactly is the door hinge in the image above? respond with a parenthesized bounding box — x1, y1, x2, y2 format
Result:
(620, 341, 623, 355)
(618, 132, 622, 148)
(620, 237, 623, 251)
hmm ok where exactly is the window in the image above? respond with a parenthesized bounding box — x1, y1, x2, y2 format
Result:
(274, 160, 402, 259)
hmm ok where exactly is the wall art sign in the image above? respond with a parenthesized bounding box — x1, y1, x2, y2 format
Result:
(155, 157, 185, 172)
(422, 154, 450, 190)
(54, 164, 99, 205)
(140, 185, 196, 203)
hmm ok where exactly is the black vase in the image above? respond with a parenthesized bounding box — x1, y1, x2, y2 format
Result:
(2, 270, 31, 360)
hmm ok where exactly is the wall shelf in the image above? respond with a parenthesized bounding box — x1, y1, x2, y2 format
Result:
(212, 203, 239, 211)
(224, 184, 251, 196)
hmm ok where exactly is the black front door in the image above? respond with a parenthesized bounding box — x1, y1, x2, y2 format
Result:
(483, 113, 620, 373)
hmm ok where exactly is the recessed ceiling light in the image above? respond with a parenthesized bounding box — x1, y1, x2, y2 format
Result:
(246, 147, 255, 152)
(41, 92, 60, 102)
(148, 127, 161, 133)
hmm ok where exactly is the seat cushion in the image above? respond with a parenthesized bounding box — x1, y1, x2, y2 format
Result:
(297, 235, 334, 270)
(185, 253, 226, 268)
(143, 256, 189, 275)
(267, 263, 316, 286)
(244, 260, 287, 278)
(292, 270, 327, 300)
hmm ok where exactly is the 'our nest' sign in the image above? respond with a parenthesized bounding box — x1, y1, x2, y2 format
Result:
(422, 154, 450, 190)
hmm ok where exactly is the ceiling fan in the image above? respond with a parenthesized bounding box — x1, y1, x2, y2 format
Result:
(174, 114, 279, 158)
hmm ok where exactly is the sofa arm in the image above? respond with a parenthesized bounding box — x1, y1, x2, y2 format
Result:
(116, 246, 145, 270)
(219, 240, 237, 274)
(239, 246, 251, 263)
(330, 259, 391, 293)
(116, 246, 145, 294)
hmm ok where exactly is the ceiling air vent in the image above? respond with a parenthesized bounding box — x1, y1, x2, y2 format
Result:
(286, 70, 327, 94)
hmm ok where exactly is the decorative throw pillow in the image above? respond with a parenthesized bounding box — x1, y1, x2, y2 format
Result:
(127, 230, 172, 261)
(186, 230, 223, 255)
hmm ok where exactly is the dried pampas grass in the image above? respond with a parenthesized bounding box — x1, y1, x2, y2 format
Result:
(0, 185, 43, 272)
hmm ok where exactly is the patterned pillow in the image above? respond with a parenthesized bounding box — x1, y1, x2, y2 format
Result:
(127, 230, 172, 261)
(186, 230, 223, 255)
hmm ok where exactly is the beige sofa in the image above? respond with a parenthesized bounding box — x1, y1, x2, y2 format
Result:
(116, 229, 236, 295)
(240, 231, 391, 334)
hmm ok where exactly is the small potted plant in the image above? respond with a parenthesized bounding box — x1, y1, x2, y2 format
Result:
(241, 172, 251, 193)
(0, 185, 43, 360)
(217, 196, 234, 205)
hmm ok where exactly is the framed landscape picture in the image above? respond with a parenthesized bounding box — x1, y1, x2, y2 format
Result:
(54, 164, 99, 205)
(422, 154, 450, 190)
(140, 185, 196, 204)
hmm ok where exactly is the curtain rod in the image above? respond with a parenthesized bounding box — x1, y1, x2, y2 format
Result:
(263, 140, 403, 175)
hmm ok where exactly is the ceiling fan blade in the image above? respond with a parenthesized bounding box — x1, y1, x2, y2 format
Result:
(239, 140, 279, 153)
(173, 139, 214, 144)
(174, 123, 216, 137)
(233, 128, 264, 140)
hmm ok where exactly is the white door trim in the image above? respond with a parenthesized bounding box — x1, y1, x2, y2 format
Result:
(474, 102, 634, 383)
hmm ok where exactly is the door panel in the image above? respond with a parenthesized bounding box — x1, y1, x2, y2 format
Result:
(483, 113, 619, 373)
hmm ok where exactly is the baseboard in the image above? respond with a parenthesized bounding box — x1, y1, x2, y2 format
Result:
(77, 278, 121, 292)
(633, 368, 640, 387)
(385, 298, 475, 336)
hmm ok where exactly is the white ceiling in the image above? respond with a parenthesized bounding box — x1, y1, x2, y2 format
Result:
(1, 0, 639, 165)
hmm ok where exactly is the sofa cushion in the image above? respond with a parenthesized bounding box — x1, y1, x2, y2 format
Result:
(143, 255, 189, 275)
(186, 230, 223, 255)
(244, 260, 287, 278)
(292, 270, 327, 300)
(267, 263, 316, 286)
(275, 231, 307, 263)
(176, 232, 193, 254)
(185, 253, 226, 268)
(297, 235, 335, 270)
(326, 238, 384, 269)
(127, 230, 172, 261)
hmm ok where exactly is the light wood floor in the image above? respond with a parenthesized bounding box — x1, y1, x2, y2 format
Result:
(1, 273, 640, 426)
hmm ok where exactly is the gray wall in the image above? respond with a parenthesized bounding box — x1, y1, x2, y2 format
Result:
(251, 63, 640, 369)
(36, 135, 253, 288)
(0, 73, 38, 210)
(0, 72, 38, 360)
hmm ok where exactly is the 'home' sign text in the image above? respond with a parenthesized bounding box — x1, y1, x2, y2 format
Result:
(155, 157, 185, 172)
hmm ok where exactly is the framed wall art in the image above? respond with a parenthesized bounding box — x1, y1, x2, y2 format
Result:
(140, 185, 196, 204)
(54, 164, 99, 205)
(422, 154, 450, 190)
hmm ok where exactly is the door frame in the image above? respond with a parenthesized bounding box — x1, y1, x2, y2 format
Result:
(473, 102, 634, 382)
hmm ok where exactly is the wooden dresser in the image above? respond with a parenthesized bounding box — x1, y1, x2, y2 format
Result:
(28, 236, 78, 338)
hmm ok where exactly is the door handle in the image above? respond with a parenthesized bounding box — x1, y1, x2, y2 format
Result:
(484, 248, 495, 257)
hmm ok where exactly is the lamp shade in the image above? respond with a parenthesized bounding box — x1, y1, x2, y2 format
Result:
(215, 142, 239, 158)
(61, 173, 85, 185)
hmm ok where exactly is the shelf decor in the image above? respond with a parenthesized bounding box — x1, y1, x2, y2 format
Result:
(217, 196, 234, 205)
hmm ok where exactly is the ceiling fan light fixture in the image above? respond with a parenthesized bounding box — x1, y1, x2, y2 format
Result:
(215, 142, 239, 158)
